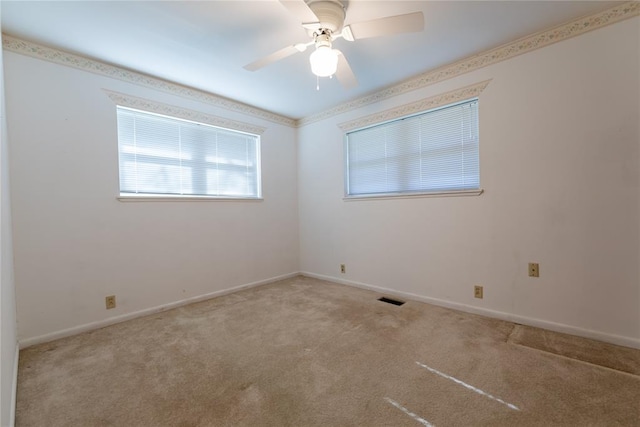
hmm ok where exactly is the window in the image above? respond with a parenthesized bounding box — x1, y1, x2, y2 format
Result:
(345, 99, 479, 197)
(117, 107, 261, 199)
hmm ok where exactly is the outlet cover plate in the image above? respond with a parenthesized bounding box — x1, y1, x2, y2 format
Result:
(474, 285, 483, 299)
(528, 263, 540, 277)
(105, 295, 116, 310)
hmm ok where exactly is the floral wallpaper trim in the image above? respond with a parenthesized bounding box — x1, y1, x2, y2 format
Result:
(103, 90, 266, 135)
(2, 35, 296, 128)
(302, 1, 639, 127)
(338, 80, 491, 132)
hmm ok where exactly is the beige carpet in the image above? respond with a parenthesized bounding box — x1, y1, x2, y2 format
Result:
(16, 276, 640, 426)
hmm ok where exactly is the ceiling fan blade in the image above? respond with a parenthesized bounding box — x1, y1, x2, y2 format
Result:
(344, 11, 424, 40)
(279, 0, 319, 24)
(335, 50, 358, 89)
(244, 45, 300, 72)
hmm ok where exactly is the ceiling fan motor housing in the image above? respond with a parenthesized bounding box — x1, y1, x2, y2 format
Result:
(307, 0, 346, 34)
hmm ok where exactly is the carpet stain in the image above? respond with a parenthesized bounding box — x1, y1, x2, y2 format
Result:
(508, 324, 640, 376)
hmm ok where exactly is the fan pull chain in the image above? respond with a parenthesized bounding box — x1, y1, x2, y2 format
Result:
(316, 75, 320, 91)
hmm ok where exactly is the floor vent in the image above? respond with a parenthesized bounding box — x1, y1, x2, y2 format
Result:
(378, 297, 405, 306)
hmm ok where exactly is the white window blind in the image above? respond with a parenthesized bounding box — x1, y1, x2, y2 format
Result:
(346, 99, 479, 197)
(117, 107, 261, 198)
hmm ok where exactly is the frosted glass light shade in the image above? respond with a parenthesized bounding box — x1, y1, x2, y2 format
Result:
(309, 46, 338, 77)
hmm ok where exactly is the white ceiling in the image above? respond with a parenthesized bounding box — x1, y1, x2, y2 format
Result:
(1, 0, 620, 120)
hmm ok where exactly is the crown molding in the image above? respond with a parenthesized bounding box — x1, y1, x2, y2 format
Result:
(300, 1, 639, 127)
(1, 35, 297, 128)
(103, 90, 266, 136)
(338, 80, 491, 132)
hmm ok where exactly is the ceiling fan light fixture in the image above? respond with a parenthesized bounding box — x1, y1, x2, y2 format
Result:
(309, 45, 338, 77)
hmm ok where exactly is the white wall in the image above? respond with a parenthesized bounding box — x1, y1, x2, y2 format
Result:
(298, 18, 640, 347)
(0, 12, 19, 426)
(4, 52, 299, 345)
(3, 11, 639, 353)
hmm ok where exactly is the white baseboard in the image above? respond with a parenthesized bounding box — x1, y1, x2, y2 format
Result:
(301, 271, 640, 350)
(19, 272, 299, 349)
(19, 270, 640, 350)
(10, 344, 18, 427)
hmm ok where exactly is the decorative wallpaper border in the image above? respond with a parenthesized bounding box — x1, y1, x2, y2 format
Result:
(301, 1, 640, 127)
(103, 90, 266, 136)
(338, 80, 491, 132)
(2, 35, 296, 128)
(2, 1, 637, 128)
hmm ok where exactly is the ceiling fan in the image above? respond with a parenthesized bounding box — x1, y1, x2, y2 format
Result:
(243, 0, 424, 89)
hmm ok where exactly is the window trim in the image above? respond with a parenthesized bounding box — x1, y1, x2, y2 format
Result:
(105, 90, 266, 202)
(117, 195, 263, 202)
(337, 80, 490, 133)
(340, 82, 489, 200)
(115, 104, 262, 201)
(343, 98, 482, 200)
(343, 189, 483, 201)
(105, 90, 267, 136)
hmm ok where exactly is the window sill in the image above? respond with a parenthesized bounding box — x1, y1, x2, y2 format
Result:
(343, 189, 483, 201)
(118, 195, 264, 202)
